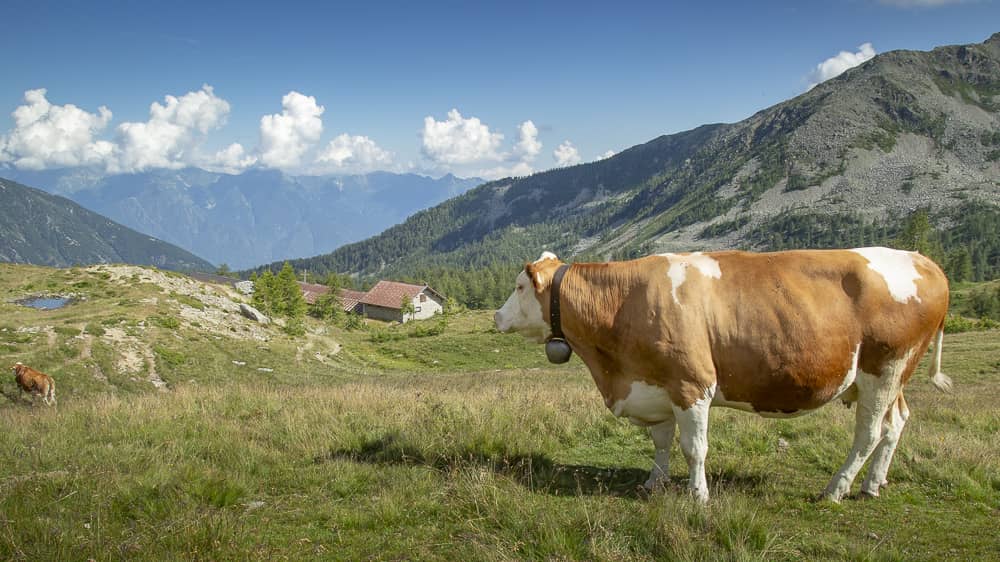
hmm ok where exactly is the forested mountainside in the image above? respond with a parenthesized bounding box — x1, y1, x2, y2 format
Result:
(257, 33, 1000, 302)
(0, 177, 213, 271)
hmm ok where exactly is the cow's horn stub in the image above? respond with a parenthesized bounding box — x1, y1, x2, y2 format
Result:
(545, 339, 573, 364)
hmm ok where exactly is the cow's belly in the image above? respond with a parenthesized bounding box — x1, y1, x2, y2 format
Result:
(609, 381, 674, 426)
(713, 342, 862, 417)
(711, 389, 812, 418)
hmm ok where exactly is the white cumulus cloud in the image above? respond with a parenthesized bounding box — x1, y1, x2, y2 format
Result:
(204, 142, 258, 175)
(807, 43, 876, 90)
(0, 88, 115, 170)
(597, 149, 616, 161)
(420, 110, 546, 179)
(314, 134, 394, 174)
(553, 140, 581, 167)
(114, 84, 231, 172)
(259, 91, 325, 169)
(514, 120, 542, 161)
(421, 108, 504, 165)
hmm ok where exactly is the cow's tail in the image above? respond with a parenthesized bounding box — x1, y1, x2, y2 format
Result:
(928, 327, 952, 393)
(45, 378, 56, 406)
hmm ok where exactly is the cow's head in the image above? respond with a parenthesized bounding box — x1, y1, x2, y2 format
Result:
(10, 362, 23, 376)
(494, 252, 563, 342)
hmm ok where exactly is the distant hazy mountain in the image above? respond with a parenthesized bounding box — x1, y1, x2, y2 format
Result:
(279, 32, 1000, 281)
(3, 168, 482, 269)
(0, 177, 213, 271)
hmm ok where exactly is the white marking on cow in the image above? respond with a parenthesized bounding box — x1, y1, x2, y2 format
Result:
(658, 252, 722, 305)
(833, 343, 862, 399)
(610, 380, 674, 425)
(644, 418, 676, 490)
(862, 395, 908, 496)
(534, 251, 558, 263)
(672, 383, 716, 503)
(494, 270, 548, 342)
(851, 247, 922, 304)
(824, 347, 916, 502)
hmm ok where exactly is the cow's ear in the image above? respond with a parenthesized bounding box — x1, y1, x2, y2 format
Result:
(525, 262, 543, 291)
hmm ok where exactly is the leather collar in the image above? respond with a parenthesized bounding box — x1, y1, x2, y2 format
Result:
(549, 264, 570, 340)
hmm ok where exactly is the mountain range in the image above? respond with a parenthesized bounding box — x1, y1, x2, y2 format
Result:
(274, 32, 1000, 283)
(0, 177, 213, 271)
(2, 168, 482, 270)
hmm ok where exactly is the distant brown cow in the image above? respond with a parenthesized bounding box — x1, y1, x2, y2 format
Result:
(11, 362, 56, 406)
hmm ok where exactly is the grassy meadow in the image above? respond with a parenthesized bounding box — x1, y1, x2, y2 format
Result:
(1, 264, 998, 560)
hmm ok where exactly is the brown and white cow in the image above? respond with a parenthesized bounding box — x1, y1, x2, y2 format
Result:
(11, 362, 57, 406)
(494, 248, 951, 502)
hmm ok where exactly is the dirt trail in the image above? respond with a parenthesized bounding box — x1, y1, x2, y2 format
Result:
(297, 330, 342, 364)
(101, 326, 165, 390)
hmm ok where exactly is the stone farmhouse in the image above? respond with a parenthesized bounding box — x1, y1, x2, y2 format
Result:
(296, 280, 445, 324)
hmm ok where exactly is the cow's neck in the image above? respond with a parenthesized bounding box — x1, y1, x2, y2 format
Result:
(554, 264, 640, 400)
(556, 263, 636, 337)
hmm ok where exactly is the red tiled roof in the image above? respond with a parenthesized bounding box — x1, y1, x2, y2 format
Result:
(297, 282, 331, 305)
(360, 280, 426, 310)
(337, 288, 367, 313)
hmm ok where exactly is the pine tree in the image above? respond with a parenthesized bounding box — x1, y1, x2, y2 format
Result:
(277, 262, 306, 319)
(253, 270, 276, 315)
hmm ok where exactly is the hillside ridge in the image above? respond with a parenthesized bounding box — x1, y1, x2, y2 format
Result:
(270, 33, 999, 282)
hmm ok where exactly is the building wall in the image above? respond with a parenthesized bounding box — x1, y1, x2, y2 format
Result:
(364, 304, 402, 323)
(410, 290, 444, 321)
(363, 290, 445, 323)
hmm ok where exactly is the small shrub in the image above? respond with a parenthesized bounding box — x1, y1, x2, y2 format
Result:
(282, 317, 306, 337)
(410, 318, 447, 338)
(101, 315, 128, 326)
(149, 315, 180, 329)
(85, 323, 106, 337)
(53, 325, 79, 337)
(171, 292, 206, 311)
(369, 328, 406, 343)
(153, 345, 186, 368)
(944, 314, 1000, 334)
(190, 476, 245, 508)
(344, 313, 365, 330)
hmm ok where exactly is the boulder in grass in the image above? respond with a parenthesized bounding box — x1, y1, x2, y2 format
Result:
(239, 303, 270, 324)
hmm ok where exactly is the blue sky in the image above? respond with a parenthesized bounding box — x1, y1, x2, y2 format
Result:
(1, 0, 997, 179)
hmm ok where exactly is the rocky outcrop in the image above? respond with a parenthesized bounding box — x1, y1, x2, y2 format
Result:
(239, 303, 270, 325)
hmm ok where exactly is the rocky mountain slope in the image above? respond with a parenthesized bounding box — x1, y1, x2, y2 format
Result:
(3, 168, 482, 269)
(0, 178, 213, 271)
(280, 33, 1000, 280)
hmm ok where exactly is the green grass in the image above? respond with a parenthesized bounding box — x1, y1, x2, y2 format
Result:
(0, 263, 997, 560)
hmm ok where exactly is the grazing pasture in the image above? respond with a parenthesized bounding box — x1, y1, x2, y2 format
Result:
(0, 264, 997, 560)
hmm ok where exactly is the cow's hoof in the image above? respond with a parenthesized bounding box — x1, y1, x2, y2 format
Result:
(643, 476, 668, 492)
(689, 488, 710, 504)
(816, 491, 843, 504)
(858, 490, 879, 500)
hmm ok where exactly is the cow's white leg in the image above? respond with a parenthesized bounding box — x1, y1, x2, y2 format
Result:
(823, 370, 900, 502)
(861, 394, 909, 496)
(644, 415, 676, 490)
(672, 384, 715, 503)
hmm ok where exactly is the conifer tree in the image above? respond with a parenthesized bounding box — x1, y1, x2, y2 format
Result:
(253, 270, 276, 315)
(277, 262, 306, 319)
